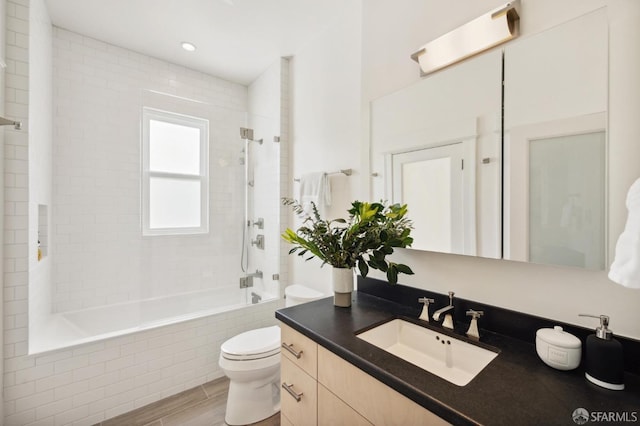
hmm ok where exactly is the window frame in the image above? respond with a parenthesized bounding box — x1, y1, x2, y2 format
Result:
(141, 107, 209, 236)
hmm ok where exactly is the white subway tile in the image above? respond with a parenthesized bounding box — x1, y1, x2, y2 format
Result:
(54, 380, 88, 402)
(15, 390, 54, 413)
(54, 355, 88, 374)
(54, 405, 89, 426)
(5, 409, 36, 426)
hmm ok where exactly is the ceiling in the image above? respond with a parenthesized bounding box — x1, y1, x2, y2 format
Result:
(44, 0, 354, 85)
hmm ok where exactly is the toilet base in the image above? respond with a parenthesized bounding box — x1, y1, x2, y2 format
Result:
(224, 369, 281, 425)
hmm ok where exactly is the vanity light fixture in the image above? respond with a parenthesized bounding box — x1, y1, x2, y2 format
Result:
(181, 41, 197, 52)
(411, 0, 520, 77)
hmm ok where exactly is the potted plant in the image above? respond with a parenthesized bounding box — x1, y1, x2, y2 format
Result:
(282, 199, 414, 307)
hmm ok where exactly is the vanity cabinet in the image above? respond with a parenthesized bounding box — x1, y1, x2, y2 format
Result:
(280, 322, 318, 426)
(317, 346, 450, 425)
(279, 321, 449, 425)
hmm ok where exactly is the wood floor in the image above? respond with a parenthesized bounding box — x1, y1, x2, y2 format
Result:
(95, 377, 280, 426)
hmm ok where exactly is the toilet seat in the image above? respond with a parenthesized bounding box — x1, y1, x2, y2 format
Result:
(221, 325, 280, 361)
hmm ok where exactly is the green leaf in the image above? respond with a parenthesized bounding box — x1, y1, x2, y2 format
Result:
(376, 259, 389, 272)
(386, 265, 398, 284)
(380, 246, 394, 255)
(358, 259, 369, 277)
(395, 264, 414, 275)
(373, 250, 385, 261)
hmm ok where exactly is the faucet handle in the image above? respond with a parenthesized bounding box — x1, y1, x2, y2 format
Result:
(466, 309, 483, 339)
(466, 309, 484, 319)
(418, 298, 434, 322)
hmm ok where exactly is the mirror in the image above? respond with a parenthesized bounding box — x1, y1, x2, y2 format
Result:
(370, 8, 608, 269)
(503, 8, 608, 269)
(370, 49, 503, 259)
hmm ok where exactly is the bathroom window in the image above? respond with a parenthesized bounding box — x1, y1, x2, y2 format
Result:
(142, 108, 209, 236)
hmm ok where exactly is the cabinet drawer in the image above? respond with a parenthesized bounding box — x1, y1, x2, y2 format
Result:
(281, 356, 317, 426)
(280, 413, 294, 426)
(318, 383, 372, 426)
(318, 346, 451, 426)
(280, 322, 318, 378)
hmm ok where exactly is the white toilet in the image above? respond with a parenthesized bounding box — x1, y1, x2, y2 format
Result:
(284, 284, 325, 307)
(219, 284, 325, 425)
(219, 326, 281, 425)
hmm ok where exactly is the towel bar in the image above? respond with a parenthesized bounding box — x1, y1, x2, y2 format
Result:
(294, 169, 352, 182)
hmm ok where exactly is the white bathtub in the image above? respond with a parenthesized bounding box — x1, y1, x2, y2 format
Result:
(30, 287, 276, 354)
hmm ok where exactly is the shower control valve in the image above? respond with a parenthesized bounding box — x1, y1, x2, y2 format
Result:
(251, 235, 265, 250)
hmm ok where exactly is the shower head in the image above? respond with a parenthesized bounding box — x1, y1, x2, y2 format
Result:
(0, 116, 22, 130)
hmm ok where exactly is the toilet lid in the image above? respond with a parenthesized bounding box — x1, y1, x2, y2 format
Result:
(221, 325, 281, 361)
(285, 284, 323, 300)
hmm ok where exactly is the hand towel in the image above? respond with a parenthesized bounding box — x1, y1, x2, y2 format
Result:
(298, 172, 331, 216)
(608, 178, 640, 289)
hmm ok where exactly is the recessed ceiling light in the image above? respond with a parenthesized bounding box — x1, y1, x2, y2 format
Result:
(181, 42, 197, 52)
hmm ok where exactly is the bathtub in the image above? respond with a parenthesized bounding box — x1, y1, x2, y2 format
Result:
(30, 286, 276, 354)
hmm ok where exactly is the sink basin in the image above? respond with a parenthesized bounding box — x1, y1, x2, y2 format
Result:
(356, 319, 498, 386)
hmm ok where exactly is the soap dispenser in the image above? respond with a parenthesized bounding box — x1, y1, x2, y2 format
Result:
(578, 314, 625, 390)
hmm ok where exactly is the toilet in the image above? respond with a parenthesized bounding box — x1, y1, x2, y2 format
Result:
(219, 326, 281, 425)
(284, 284, 325, 307)
(219, 285, 325, 425)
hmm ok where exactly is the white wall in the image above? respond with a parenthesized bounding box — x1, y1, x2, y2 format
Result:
(288, 0, 363, 294)
(28, 0, 53, 348)
(360, 0, 640, 339)
(51, 27, 249, 312)
(4, 0, 31, 422)
(0, 0, 7, 421)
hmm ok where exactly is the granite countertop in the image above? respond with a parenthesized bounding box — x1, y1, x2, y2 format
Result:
(275, 291, 640, 426)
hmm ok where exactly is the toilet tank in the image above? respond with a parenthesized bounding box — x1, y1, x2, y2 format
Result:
(285, 284, 325, 307)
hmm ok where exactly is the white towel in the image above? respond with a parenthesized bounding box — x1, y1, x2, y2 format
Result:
(608, 178, 640, 289)
(298, 172, 331, 216)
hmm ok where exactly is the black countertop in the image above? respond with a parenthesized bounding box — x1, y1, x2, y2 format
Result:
(275, 291, 640, 426)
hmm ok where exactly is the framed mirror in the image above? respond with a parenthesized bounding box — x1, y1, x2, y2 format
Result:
(370, 7, 608, 269)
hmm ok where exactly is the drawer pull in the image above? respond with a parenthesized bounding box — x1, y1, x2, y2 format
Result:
(282, 382, 303, 402)
(281, 342, 303, 359)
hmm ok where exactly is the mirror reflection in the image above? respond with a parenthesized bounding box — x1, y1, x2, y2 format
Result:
(370, 50, 502, 259)
(503, 8, 608, 269)
(371, 8, 608, 270)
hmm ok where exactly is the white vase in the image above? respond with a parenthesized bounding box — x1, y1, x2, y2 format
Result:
(332, 267, 354, 307)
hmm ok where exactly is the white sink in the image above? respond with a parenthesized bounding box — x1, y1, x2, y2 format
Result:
(356, 319, 498, 386)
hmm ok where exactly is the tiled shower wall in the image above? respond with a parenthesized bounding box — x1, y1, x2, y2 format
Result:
(3, 1, 289, 424)
(51, 27, 249, 312)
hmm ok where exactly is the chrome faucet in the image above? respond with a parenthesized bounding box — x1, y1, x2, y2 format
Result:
(432, 291, 455, 329)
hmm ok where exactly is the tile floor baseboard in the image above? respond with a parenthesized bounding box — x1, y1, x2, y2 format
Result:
(94, 377, 280, 426)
